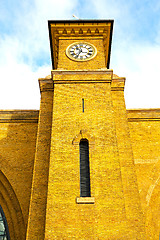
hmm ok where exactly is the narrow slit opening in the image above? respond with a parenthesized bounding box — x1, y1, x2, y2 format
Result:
(79, 139, 91, 197)
(82, 98, 84, 112)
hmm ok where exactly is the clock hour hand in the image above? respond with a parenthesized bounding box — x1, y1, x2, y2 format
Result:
(77, 47, 82, 56)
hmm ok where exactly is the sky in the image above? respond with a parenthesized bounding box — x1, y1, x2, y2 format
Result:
(0, 0, 160, 109)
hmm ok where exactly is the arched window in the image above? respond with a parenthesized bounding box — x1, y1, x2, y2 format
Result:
(0, 206, 10, 240)
(79, 139, 91, 197)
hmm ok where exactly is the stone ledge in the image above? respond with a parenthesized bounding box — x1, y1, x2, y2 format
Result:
(76, 197, 95, 204)
(0, 110, 39, 123)
(127, 109, 160, 121)
(38, 78, 54, 92)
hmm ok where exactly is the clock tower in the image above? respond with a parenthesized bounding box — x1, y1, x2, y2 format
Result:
(26, 20, 146, 239)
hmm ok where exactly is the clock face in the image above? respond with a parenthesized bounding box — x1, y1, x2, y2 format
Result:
(66, 42, 97, 61)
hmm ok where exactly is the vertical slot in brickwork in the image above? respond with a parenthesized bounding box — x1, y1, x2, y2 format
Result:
(82, 98, 84, 112)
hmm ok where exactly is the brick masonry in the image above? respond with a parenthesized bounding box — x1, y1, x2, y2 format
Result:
(0, 21, 159, 239)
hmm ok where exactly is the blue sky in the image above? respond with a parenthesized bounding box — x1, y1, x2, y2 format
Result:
(0, 0, 160, 109)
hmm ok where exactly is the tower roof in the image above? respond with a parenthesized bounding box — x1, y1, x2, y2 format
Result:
(48, 19, 114, 69)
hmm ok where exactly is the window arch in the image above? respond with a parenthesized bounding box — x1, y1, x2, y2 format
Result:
(0, 206, 10, 240)
(79, 139, 91, 197)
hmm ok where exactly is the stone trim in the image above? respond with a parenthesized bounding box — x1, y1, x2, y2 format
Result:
(72, 130, 95, 146)
(52, 69, 113, 84)
(76, 197, 95, 204)
(127, 109, 160, 121)
(111, 77, 125, 91)
(0, 110, 39, 123)
(38, 78, 54, 92)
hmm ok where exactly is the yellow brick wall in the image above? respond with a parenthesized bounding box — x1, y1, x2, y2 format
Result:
(0, 18, 159, 240)
(0, 91, 159, 240)
(127, 109, 160, 240)
(111, 78, 146, 239)
(42, 31, 146, 238)
(45, 81, 127, 239)
(0, 110, 38, 239)
(44, 71, 146, 239)
(0, 92, 159, 240)
(58, 38, 106, 70)
(1, 20, 158, 239)
(26, 80, 54, 240)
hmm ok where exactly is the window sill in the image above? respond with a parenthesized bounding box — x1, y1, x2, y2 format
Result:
(76, 197, 95, 204)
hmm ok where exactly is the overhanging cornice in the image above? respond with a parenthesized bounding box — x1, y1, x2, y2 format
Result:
(48, 19, 114, 69)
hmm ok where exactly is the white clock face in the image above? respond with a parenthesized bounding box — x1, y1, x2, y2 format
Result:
(66, 42, 97, 61)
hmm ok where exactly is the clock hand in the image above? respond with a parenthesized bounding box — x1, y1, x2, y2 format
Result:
(81, 48, 88, 54)
(77, 48, 82, 56)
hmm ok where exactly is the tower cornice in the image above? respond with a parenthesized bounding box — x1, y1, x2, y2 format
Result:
(51, 69, 113, 83)
(48, 19, 114, 69)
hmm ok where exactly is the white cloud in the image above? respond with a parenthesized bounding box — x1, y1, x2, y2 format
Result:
(0, 0, 78, 109)
(0, 47, 50, 109)
(1, 0, 160, 109)
(112, 43, 160, 108)
(88, 0, 160, 109)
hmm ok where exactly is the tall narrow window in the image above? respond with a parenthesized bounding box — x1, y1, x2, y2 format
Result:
(79, 139, 91, 197)
(0, 206, 10, 240)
